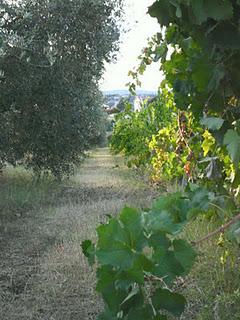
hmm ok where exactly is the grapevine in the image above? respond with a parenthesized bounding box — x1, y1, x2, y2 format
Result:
(82, 1, 240, 318)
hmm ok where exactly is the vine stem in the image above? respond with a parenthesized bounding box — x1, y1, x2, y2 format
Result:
(177, 110, 192, 152)
(192, 213, 240, 246)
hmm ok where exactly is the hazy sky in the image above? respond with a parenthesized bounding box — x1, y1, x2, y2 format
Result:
(100, 0, 163, 92)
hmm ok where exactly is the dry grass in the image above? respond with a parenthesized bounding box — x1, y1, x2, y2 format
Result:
(180, 218, 240, 320)
(0, 148, 157, 320)
(1, 148, 239, 320)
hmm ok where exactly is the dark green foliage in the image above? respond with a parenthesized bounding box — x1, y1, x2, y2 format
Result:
(83, 191, 210, 319)
(82, 185, 238, 318)
(0, 0, 122, 177)
(82, 1, 240, 318)
(152, 288, 186, 317)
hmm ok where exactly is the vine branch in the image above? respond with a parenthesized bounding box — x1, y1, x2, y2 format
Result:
(177, 110, 192, 153)
(192, 213, 240, 246)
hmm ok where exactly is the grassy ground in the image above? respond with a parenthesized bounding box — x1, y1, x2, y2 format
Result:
(182, 219, 240, 320)
(0, 148, 239, 319)
(0, 148, 157, 320)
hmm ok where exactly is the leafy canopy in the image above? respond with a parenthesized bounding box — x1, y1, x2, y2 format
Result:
(0, 0, 123, 176)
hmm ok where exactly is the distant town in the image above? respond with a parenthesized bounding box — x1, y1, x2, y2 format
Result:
(102, 89, 156, 113)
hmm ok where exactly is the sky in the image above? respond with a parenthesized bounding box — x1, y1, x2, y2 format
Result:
(100, 0, 163, 92)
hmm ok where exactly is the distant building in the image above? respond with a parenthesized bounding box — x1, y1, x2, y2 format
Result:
(103, 90, 156, 112)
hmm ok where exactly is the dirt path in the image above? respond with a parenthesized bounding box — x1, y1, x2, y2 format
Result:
(0, 148, 157, 320)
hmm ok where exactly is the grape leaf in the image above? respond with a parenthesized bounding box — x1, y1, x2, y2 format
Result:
(144, 193, 189, 234)
(96, 219, 136, 269)
(115, 254, 154, 288)
(208, 22, 240, 49)
(148, 0, 174, 26)
(96, 266, 116, 292)
(227, 221, 240, 244)
(97, 219, 129, 247)
(192, 58, 212, 91)
(144, 209, 185, 235)
(223, 130, 240, 167)
(149, 231, 171, 250)
(98, 310, 118, 320)
(207, 64, 226, 91)
(119, 207, 145, 250)
(186, 186, 214, 218)
(121, 286, 141, 306)
(203, 0, 233, 21)
(190, 0, 206, 24)
(126, 304, 154, 320)
(101, 284, 127, 314)
(121, 288, 144, 314)
(97, 241, 135, 270)
(81, 240, 95, 266)
(191, 0, 233, 24)
(152, 288, 186, 316)
(200, 117, 224, 131)
(173, 239, 197, 273)
(153, 251, 185, 282)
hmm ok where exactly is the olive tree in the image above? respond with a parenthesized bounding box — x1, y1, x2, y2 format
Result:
(0, 0, 123, 176)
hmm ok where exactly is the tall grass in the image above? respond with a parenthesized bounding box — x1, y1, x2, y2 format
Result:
(0, 166, 60, 220)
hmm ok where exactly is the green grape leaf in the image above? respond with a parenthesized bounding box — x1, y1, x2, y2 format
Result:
(116, 269, 143, 289)
(191, 0, 233, 24)
(200, 117, 224, 131)
(96, 266, 116, 292)
(96, 219, 135, 269)
(134, 253, 155, 273)
(223, 130, 240, 167)
(101, 283, 126, 314)
(169, 0, 182, 18)
(121, 288, 144, 315)
(173, 239, 197, 273)
(81, 240, 95, 266)
(144, 209, 185, 235)
(126, 304, 154, 320)
(192, 58, 212, 92)
(191, 0, 207, 24)
(207, 64, 226, 91)
(153, 193, 190, 222)
(144, 193, 189, 234)
(97, 241, 135, 270)
(153, 251, 185, 282)
(203, 0, 233, 21)
(148, 0, 174, 26)
(186, 186, 214, 218)
(97, 219, 128, 247)
(98, 310, 118, 320)
(208, 22, 240, 49)
(115, 254, 154, 289)
(152, 288, 186, 316)
(121, 286, 141, 306)
(233, 227, 240, 244)
(119, 207, 145, 250)
(149, 231, 171, 250)
(227, 220, 240, 244)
